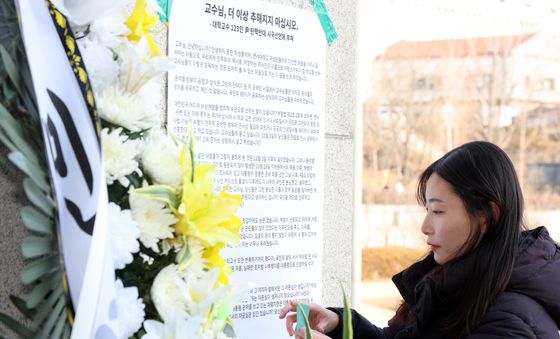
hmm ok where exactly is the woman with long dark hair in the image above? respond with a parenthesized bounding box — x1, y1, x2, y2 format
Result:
(280, 141, 560, 338)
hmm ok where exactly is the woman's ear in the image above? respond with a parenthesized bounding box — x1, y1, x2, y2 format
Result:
(490, 201, 501, 225)
(479, 202, 500, 235)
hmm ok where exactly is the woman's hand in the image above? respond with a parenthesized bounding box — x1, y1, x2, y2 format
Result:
(293, 328, 332, 339)
(279, 300, 340, 338)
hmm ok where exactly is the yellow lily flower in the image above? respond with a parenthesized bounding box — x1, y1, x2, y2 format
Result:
(203, 244, 231, 285)
(174, 146, 243, 250)
(125, 0, 162, 55)
(201, 215, 243, 285)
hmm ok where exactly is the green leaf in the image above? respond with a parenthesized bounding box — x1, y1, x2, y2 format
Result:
(342, 286, 353, 339)
(31, 284, 63, 330)
(0, 101, 24, 137)
(188, 127, 195, 183)
(0, 128, 17, 152)
(0, 0, 21, 59)
(129, 184, 178, 209)
(9, 295, 36, 320)
(21, 206, 53, 235)
(8, 152, 49, 192)
(19, 66, 38, 119)
(23, 178, 53, 216)
(50, 311, 67, 339)
(0, 44, 21, 93)
(37, 296, 65, 338)
(298, 304, 313, 339)
(126, 172, 143, 189)
(176, 235, 192, 271)
(1, 80, 15, 101)
(21, 236, 52, 259)
(61, 324, 70, 339)
(0, 312, 34, 338)
(0, 102, 41, 167)
(108, 181, 132, 208)
(26, 271, 60, 309)
(21, 255, 57, 285)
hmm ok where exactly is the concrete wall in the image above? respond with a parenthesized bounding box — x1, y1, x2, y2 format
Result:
(0, 145, 31, 336)
(314, 0, 358, 307)
(0, 0, 358, 336)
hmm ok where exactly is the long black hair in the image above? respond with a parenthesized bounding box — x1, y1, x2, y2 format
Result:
(393, 141, 525, 337)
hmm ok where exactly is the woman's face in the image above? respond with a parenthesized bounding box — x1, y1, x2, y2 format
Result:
(421, 173, 476, 265)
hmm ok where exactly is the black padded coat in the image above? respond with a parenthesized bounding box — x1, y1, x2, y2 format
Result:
(326, 226, 560, 338)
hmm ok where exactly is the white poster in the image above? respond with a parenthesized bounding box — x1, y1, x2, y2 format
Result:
(168, 1, 325, 338)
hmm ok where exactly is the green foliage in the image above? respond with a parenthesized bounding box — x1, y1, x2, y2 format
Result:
(342, 287, 353, 339)
(297, 285, 354, 339)
(0, 3, 68, 337)
(9, 296, 35, 320)
(108, 181, 132, 207)
(0, 313, 34, 338)
(130, 184, 179, 209)
(21, 206, 53, 235)
(117, 243, 176, 321)
(0, 0, 21, 62)
(108, 164, 146, 208)
(0, 2, 39, 155)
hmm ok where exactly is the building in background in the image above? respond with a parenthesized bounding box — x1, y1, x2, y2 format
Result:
(363, 32, 560, 203)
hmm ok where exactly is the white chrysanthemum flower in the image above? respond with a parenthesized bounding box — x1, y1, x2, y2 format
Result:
(108, 202, 139, 269)
(129, 195, 177, 252)
(97, 84, 161, 132)
(115, 279, 145, 339)
(150, 265, 188, 321)
(142, 129, 182, 187)
(78, 41, 119, 94)
(142, 314, 203, 339)
(160, 239, 178, 254)
(177, 238, 208, 282)
(101, 128, 141, 187)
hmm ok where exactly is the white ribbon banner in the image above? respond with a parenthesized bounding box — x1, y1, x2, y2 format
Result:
(17, 1, 118, 337)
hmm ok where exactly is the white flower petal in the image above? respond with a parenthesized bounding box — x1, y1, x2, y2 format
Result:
(142, 129, 182, 187)
(63, 0, 127, 26)
(115, 279, 145, 338)
(141, 320, 166, 339)
(141, 315, 203, 339)
(79, 41, 120, 94)
(151, 265, 188, 321)
(117, 39, 172, 93)
(176, 238, 209, 282)
(129, 195, 177, 252)
(102, 128, 141, 187)
(97, 84, 161, 132)
(108, 203, 140, 269)
(182, 268, 226, 317)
